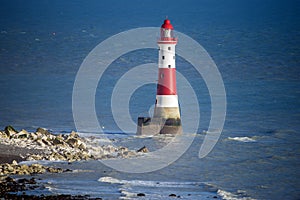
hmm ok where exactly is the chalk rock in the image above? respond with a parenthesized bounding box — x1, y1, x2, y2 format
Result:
(27, 154, 43, 160)
(7, 165, 15, 173)
(47, 167, 63, 173)
(53, 135, 64, 145)
(30, 164, 46, 174)
(70, 131, 79, 138)
(1, 126, 137, 163)
(12, 160, 18, 165)
(36, 127, 50, 135)
(78, 143, 86, 150)
(30, 132, 38, 140)
(0, 131, 9, 138)
(66, 138, 78, 148)
(17, 129, 29, 139)
(4, 125, 18, 137)
(41, 135, 51, 146)
(36, 139, 46, 147)
(49, 152, 65, 161)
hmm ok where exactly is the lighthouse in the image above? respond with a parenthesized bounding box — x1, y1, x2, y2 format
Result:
(137, 19, 182, 135)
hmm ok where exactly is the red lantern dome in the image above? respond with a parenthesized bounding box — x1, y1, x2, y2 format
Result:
(161, 19, 174, 30)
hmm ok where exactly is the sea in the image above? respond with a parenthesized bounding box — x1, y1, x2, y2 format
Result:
(0, 0, 299, 199)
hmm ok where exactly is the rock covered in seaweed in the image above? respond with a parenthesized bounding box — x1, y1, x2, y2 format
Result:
(0, 160, 67, 176)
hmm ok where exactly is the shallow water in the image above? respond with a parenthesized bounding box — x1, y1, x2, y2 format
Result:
(18, 131, 299, 199)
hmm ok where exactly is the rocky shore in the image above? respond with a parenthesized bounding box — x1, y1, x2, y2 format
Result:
(1, 160, 67, 176)
(0, 126, 147, 199)
(0, 126, 137, 163)
(0, 174, 102, 199)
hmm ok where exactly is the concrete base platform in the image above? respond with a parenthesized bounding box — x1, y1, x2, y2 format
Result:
(136, 117, 182, 135)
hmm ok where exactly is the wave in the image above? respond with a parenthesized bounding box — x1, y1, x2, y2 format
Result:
(227, 137, 256, 142)
(217, 189, 256, 200)
(99, 177, 256, 199)
(98, 176, 220, 199)
(98, 176, 205, 188)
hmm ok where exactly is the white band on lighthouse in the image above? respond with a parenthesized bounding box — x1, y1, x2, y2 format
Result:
(158, 44, 176, 69)
(156, 95, 179, 107)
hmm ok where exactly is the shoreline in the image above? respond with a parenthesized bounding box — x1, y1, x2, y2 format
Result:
(0, 143, 40, 164)
(0, 126, 139, 164)
(0, 125, 145, 199)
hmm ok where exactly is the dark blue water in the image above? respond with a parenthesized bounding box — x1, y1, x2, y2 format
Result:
(1, 0, 300, 199)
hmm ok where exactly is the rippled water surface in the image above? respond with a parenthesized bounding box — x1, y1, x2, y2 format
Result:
(1, 0, 299, 199)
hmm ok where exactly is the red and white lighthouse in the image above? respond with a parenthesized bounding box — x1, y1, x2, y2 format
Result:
(153, 19, 181, 124)
(137, 18, 181, 135)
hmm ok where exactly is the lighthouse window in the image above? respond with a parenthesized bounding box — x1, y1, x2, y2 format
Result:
(173, 56, 175, 59)
(168, 47, 171, 50)
(162, 56, 165, 60)
(168, 65, 171, 68)
(160, 73, 164, 78)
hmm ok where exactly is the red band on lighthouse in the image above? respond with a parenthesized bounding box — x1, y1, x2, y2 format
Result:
(157, 68, 177, 95)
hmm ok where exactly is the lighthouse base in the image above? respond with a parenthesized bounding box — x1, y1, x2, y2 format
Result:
(136, 117, 182, 135)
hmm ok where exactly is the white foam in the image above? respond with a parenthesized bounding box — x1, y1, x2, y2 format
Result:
(134, 134, 154, 138)
(120, 190, 137, 198)
(98, 177, 122, 184)
(227, 137, 256, 142)
(217, 189, 256, 200)
(98, 176, 203, 188)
